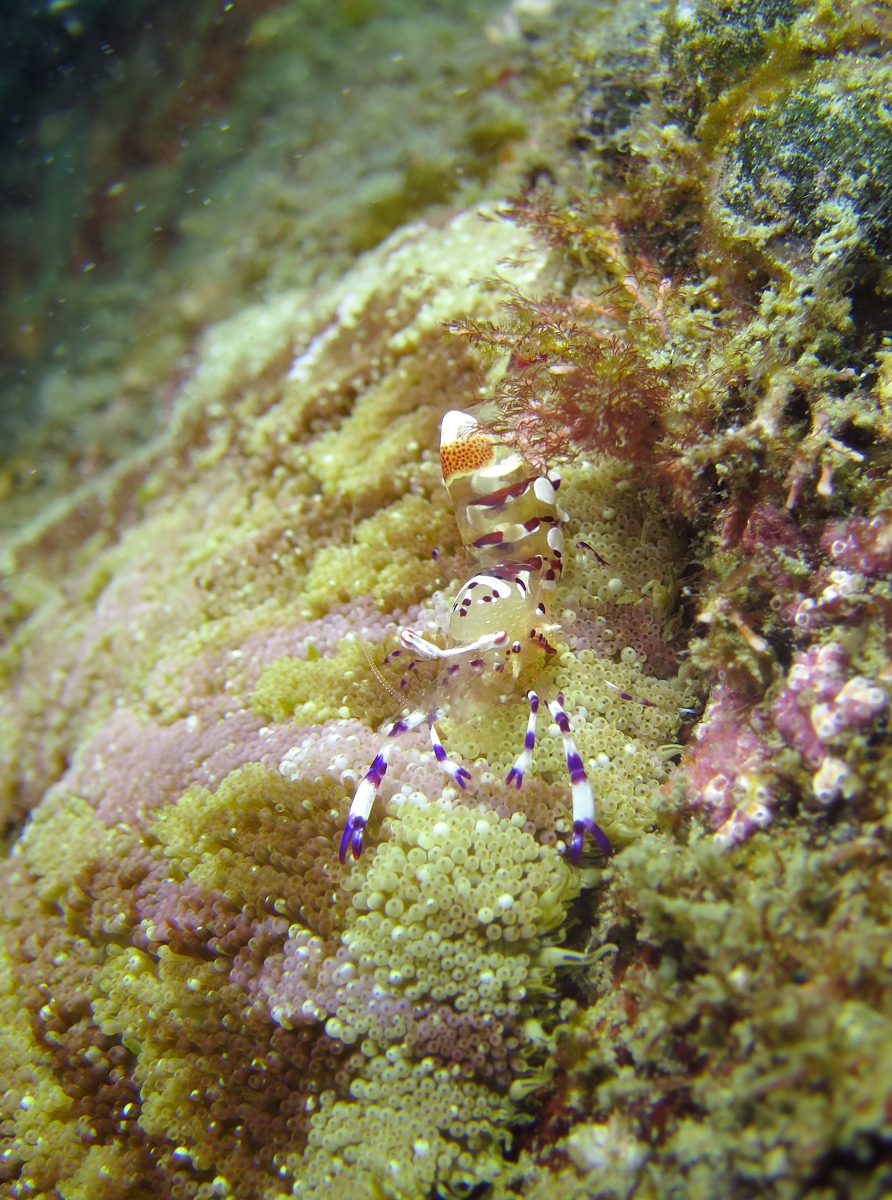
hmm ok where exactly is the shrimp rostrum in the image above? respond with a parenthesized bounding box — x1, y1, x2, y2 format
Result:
(340, 409, 613, 866)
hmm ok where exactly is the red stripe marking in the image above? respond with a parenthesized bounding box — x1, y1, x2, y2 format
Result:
(468, 477, 535, 509)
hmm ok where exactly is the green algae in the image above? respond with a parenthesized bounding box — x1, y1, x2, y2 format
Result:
(666, 0, 811, 122)
(540, 819, 892, 1200)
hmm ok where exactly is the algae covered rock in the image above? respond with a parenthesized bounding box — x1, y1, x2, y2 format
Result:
(715, 55, 892, 260)
(666, 0, 810, 120)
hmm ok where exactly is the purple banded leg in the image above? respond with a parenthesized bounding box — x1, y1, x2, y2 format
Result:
(546, 694, 613, 865)
(429, 720, 472, 789)
(506, 692, 539, 788)
(340, 743, 393, 863)
(340, 711, 430, 863)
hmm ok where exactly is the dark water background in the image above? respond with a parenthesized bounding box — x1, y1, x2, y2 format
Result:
(0, 0, 529, 531)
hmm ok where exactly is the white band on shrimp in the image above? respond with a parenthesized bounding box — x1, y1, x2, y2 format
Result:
(340, 741, 394, 862)
(399, 628, 508, 660)
(340, 710, 429, 862)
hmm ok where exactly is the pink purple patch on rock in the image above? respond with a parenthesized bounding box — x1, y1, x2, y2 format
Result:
(822, 512, 892, 577)
(773, 642, 887, 805)
(679, 685, 778, 847)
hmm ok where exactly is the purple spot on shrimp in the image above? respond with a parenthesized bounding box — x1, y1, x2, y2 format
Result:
(431, 548, 439, 560)
(567, 752, 584, 774)
(389, 722, 409, 738)
(524, 731, 536, 751)
(433, 743, 447, 763)
(506, 767, 523, 788)
(566, 819, 613, 866)
(367, 752, 389, 780)
(339, 814, 367, 863)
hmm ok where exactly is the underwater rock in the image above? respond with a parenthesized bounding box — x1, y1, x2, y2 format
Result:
(666, 0, 811, 122)
(715, 56, 892, 262)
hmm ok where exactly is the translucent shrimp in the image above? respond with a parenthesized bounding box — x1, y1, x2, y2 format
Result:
(341, 410, 612, 865)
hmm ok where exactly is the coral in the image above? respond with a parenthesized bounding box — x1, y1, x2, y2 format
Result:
(773, 643, 887, 763)
(822, 511, 892, 578)
(674, 684, 780, 846)
(284, 1052, 513, 1200)
(264, 802, 576, 1063)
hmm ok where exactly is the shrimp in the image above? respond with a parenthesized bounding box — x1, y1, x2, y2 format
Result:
(340, 410, 612, 866)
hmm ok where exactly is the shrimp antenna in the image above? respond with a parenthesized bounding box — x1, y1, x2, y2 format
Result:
(349, 495, 404, 706)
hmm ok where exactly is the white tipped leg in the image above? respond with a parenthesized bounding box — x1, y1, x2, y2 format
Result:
(506, 692, 539, 788)
(547, 695, 612, 864)
(340, 710, 429, 863)
(428, 720, 471, 789)
(340, 742, 393, 863)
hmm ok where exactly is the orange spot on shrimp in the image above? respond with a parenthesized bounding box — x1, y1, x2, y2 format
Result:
(440, 434, 494, 483)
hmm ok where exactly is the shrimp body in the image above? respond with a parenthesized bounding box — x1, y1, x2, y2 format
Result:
(340, 410, 612, 865)
(441, 408, 562, 651)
